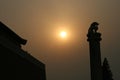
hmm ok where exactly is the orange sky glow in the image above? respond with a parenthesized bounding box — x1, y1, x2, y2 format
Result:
(0, 0, 120, 80)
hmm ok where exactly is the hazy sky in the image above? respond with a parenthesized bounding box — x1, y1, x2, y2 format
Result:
(0, 0, 120, 80)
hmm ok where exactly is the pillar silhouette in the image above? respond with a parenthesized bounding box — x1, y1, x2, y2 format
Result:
(87, 22, 103, 80)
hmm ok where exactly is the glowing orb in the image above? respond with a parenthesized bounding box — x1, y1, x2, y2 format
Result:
(60, 31, 67, 38)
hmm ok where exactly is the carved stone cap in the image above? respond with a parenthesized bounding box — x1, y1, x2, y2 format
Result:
(87, 32, 102, 42)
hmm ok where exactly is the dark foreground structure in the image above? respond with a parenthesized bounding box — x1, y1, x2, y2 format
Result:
(87, 22, 114, 80)
(0, 22, 46, 80)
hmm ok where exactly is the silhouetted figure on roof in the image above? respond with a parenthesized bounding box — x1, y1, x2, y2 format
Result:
(102, 58, 114, 80)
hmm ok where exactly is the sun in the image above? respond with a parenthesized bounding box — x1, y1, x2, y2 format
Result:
(60, 31, 67, 38)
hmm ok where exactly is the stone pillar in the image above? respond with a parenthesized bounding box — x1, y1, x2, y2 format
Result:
(87, 22, 103, 80)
